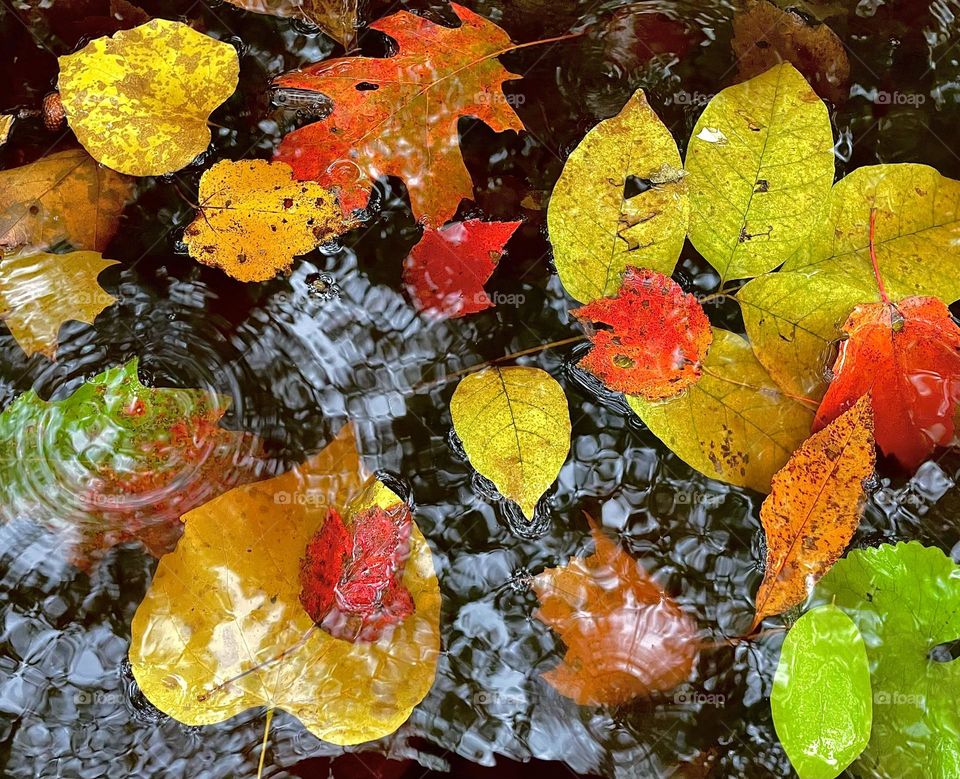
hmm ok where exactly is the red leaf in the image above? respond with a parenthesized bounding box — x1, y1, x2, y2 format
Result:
(571, 268, 712, 399)
(274, 4, 524, 225)
(814, 296, 960, 470)
(403, 220, 521, 318)
(299, 504, 415, 642)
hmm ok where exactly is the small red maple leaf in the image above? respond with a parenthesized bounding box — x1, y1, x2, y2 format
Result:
(299, 505, 415, 642)
(403, 220, 521, 318)
(571, 267, 712, 399)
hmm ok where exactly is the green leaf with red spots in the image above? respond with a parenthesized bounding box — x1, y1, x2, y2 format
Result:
(0, 358, 264, 570)
(572, 268, 712, 400)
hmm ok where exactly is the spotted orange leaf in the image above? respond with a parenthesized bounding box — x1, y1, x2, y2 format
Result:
(274, 4, 524, 224)
(571, 267, 712, 399)
(753, 395, 875, 630)
(532, 513, 698, 706)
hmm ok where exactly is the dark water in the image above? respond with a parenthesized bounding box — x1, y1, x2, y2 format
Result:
(1, 0, 960, 776)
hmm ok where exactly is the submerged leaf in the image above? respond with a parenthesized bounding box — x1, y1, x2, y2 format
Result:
(0, 250, 118, 358)
(450, 366, 570, 519)
(685, 63, 835, 281)
(57, 19, 239, 176)
(753, 396, 874, 628)
(402, 220, 521, 318)
(183, 159, 351, 282)
(275, 4, 524, 224)
(223, 0, 356, 46)
(547, 88, 688, 302)
(532, 514, 698, 706)
(572, 267, 712, 399)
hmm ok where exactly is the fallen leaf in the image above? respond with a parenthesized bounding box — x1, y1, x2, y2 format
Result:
(223, 0, 356, 47)
(772, 604, 872, 779)
(450, 366, 570, 519)
(753, 396, 875, 628)
(0, 358, 263, 570)
(0, 115, 12, 146)
(57, 19, 240, 176)
(571, 267, 712, 399)
(0, 250, 118, 358)
(402, 219, 521, 318)
(812, 542, 960, 776)
(732, 0, 850, 105)
(130, 434, 440, 745)
(628, 328, 814, 492)
(274, 4, 524, 224)
(183, 159, 351, 282)
(532, 513, 698, 706)
(685, 63, 835, 282)
(813, 297, 960, 471)
(547, 88, 688, 302)
(0, 149, 132, 254)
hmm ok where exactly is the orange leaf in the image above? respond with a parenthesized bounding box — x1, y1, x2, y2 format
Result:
(814, 296, 960, 471)
(571, 267, 712, 399)
(753, 395, 875, 629)
(274, 4, 524, 225)
(532, 514, 698, 706)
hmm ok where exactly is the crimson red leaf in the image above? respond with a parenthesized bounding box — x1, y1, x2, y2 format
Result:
(403, 220, 521, 318)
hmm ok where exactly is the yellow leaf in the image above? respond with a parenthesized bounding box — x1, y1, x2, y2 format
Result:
(0, 149, 132, 254)
(547, 89, 688, 302)
(685, 63, 835, 282)
(628, 328, 814, 492)
(223, 0, 356, 47)
(753, 396, 875, 628)
(0, 250, 118, 358)
(0, 115, 12, 146)
(130, 423, 440, 745)
(183, 159, 351, 282)
(57, 19, 240, 176)
(450, 366, 571, 519)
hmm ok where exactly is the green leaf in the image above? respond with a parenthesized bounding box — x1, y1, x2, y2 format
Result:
(627, 328, 814, 493)
(813, 542, 960, 777)
(685, 63, 835, 282)
(783, 164, 960, 301)
(772, 604, 872, 779)
(547, 89, 688, 303)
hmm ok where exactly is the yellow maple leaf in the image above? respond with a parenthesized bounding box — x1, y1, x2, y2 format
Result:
(0, 250, 118, 358)
(57, 19, 239, 176)
(183, 159, 352, 282)
(129, 424, 441, 745)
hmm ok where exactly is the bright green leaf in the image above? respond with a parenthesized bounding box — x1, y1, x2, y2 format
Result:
(547, 89, 688, 303)
(627, 328, 814, 493)
(685, 63, 834, 282)
(772, 604, 872, 779)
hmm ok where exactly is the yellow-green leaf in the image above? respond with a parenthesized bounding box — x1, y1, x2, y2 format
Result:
(57, 20, 240, 176)
(685, 63, 834, 281)
(223, 0, 357, 47)
(628, 328, 814, 492)
(0, 115, 13, 146)
(547, 89, 688, 303)
(0, 250, 118, 358)
(450, 366, 571, 519)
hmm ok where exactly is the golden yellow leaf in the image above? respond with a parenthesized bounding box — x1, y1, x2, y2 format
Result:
(0, 115, 13, 146)
(0, 149, 132, 254)
(0, 250, 118, 358)
(753, 396, 875, 629)
(223, 0, 356, 47)
(450, 366, 571, 519)
(183, 159, 351, 282)
(57, 19, 240, 176)
(129, 424, 440, 745)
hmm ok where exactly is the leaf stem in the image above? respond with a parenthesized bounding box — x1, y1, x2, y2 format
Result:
(698, 626, 786, 651)
(257, 707, 274, 779)
(868, 207, 890, 305)
(700, 366, 819, 410)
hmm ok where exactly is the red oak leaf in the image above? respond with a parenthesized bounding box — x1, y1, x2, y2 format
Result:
(403, 219, 521, 318)
(299, 504, 415, 642)
(274, 4, 524, 225)
(814, 296, 960, 470)
(571, 267, 712, 399)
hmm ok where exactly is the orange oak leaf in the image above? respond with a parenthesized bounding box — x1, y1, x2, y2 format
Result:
(813, 296, 960, 471)
(402, 219, 521, 318)
(532, 513, 698, 706)
(753, 395, 875, 629)
(571, 267, 712, 399)
(274, 4, 525, 225)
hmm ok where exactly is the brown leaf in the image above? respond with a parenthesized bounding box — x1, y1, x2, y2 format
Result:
(224, 0, 356, 47)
